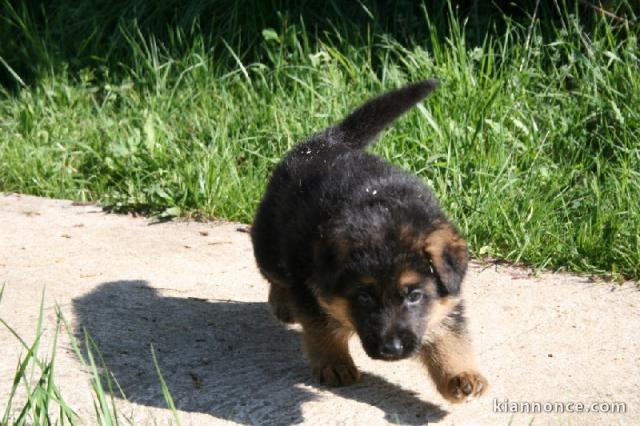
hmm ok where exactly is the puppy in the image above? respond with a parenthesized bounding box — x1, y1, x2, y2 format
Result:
(251, 80, 487, 403)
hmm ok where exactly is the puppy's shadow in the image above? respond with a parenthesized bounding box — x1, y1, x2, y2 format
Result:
(72, 280, 447, 424)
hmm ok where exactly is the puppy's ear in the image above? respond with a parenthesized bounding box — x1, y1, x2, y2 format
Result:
(423, 224, 468, 296)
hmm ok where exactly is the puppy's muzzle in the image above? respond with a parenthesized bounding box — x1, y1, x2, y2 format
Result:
(375, 331, 418, 360)
(380, 336, 404, 358)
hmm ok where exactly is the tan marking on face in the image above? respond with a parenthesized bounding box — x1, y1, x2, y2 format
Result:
(318, 296, 355, 330)
(359, 276, 377, 285)
(398, 270, 423, 288)
(426, 296, 461, 330)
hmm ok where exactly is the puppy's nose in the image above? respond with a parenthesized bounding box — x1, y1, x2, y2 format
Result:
(381, 336, 404, 357)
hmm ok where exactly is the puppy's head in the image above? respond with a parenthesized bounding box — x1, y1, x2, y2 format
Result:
(315, 219, 468, 361)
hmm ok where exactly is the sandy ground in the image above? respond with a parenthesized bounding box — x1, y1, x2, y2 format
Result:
(0, 193, 638, 425)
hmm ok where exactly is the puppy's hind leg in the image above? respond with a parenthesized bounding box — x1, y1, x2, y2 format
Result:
(420, 308, 488, 403)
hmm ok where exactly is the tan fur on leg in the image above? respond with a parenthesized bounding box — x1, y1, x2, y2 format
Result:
(297, 297, 359, 387)
(421, 327, 488, 403)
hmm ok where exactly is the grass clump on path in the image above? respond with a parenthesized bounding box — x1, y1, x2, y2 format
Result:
(0, 284, 181, 425)
(0, 1, 639, 279)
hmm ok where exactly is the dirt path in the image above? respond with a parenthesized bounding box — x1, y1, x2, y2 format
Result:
(1, 193, 638, 425)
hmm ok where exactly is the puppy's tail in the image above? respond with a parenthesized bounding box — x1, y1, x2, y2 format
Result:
(330, 79, 439, 150)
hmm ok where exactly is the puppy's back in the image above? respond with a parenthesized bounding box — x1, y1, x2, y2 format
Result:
(252, 80, 439, 288)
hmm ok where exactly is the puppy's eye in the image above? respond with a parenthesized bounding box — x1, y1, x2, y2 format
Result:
(407, 289, 423, 304)
(357, 290, 374, 305)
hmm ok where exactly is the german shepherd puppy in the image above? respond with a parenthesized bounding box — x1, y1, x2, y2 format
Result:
(251, 80, 487, 403)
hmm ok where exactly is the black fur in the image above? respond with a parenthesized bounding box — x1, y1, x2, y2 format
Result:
(332, 79, 439, 149)
(251, 80, 467, 360)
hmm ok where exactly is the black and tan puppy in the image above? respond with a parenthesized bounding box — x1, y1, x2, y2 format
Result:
(251, 80, 487, 403)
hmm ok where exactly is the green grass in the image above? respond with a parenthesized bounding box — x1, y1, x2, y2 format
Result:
(0, 0, 639, 279)
(0, 284, 181, 425)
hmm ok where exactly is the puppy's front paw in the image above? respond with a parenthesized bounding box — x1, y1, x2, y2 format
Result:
(444, 371, 488, 403)
(312, 362, 360, 387)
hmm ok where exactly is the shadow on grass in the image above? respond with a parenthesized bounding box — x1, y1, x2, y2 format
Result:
(72, 280, 447, 424)
(2, 0, 565, 89)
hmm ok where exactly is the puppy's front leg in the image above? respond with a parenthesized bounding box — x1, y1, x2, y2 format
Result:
(268, 281, 296, 324)
(421, 320, 488, 403)
(300, 317, 360, 387)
